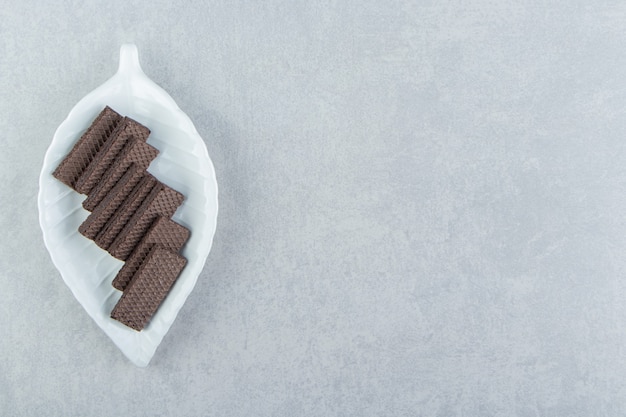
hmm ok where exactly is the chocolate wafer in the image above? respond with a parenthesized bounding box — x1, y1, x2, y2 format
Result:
(78, 164, 144, 240)
(112, 217, 190, 291)
(53, 106, 122, 189)
(109, 183, 184, 260)
(95, 174, 157, 250)
(82, 138, 158, 211)
(74, 117, 150, 194)
(111, 246, 187, 331)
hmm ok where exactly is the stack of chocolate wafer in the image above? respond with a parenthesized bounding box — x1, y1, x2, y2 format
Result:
(53, 106, 189, 331)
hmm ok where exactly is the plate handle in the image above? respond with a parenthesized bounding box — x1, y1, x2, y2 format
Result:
(117, 44, 144, 77)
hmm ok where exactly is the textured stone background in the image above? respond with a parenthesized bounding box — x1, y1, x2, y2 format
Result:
(2, 1, 626, 415)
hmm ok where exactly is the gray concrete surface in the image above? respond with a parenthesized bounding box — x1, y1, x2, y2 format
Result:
(2, 1, 626, 415)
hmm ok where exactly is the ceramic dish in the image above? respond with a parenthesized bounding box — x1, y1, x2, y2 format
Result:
(38, 44, 218, 367)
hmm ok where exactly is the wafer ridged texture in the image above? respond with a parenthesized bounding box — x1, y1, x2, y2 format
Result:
(82, 138, 158, 211)
(109, 185, 184, 260)
(52, 106, 122, 189)
(74, 117, 150, 194)
(78, 164, 144, 239)
(95, 175, 157, 250)
(111, 246, 187, 331)
(113, 216, 190, 291)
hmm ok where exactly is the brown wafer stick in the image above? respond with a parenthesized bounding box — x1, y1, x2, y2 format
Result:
(74, 117, 150, 194)
(78, 164, 144, 240)
(112, 217, 190, 291)
(95, 175, 157, 250)
(111, 246, 187, 331)
(53, 106, 122, 190)
(109, 183, 184, 260)
(82, 138, 158, 211)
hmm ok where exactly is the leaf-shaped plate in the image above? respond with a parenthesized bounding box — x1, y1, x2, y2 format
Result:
(38, 44, 218, 367)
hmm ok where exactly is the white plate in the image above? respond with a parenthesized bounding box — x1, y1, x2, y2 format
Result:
(38, 44, 218, 367)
